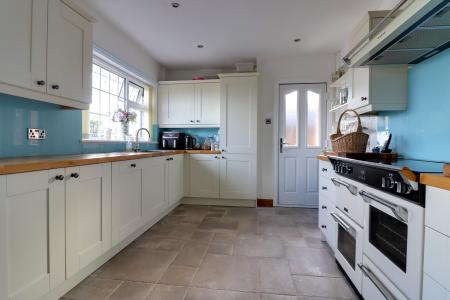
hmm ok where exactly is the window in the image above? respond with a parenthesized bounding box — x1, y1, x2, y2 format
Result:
(306, 90, 321, 148)
(83, 59, 153, 142)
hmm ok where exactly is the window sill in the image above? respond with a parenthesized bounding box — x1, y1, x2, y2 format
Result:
(80, 139, 158, 144)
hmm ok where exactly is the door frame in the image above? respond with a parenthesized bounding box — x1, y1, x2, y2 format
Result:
(272, 80, 329, 207)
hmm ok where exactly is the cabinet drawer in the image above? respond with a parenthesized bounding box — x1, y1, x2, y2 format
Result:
(319, 196, 336, 250)
(319, 160, 333, 179)
(423, 273, 450, 300)
(424, 226, 450, 290)
(425, 186, 450, 237)
(319, 176, 335, 203)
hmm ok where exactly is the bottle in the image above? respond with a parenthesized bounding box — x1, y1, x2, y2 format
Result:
(125, 136, 133, 152)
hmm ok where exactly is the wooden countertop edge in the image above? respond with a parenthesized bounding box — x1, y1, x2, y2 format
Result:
(0, 150, 222, 175)
(316, 155, 330, 161)
(420, 173, 450, 191)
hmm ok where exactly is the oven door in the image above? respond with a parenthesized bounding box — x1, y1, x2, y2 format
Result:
(360, 187, 424, 300)
(332, 176, 364, 227)
(331, 209, 363, 293)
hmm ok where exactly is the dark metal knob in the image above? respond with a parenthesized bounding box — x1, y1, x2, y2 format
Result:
(52, 84, 60, 90)
(322, 168, 327, 172)
(322, 186, 327, 190)
(221, 149, 226, 152)
(196, 120, 200, 123)
(190, 120, 194, 123)
(321, 225, 327, 229)
(70, 173, 79, 178)
(221, 156, 226, 159)
(36, 80, 46, 86)
(130, 163, 137, 168)
(214, 156, 220, 159)
(321, 205, 327, 209)
(361, 96, 368, 101)
(55, 175, 64, 181)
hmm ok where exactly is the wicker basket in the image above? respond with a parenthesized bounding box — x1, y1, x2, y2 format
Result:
(330, 109, 369, 153)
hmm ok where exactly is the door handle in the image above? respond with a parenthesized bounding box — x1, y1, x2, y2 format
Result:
(330, 212, 356, 238)
(331, 177, 358, 195)
(280, 138, 288, 153)
(359, 190, 408, 223)
(358, 264, 397, 300)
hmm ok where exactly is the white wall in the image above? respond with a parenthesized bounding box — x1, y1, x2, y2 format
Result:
(78, 0, 166, 81)
(256, 53, 335, 200)
(166, 68, 235, 81)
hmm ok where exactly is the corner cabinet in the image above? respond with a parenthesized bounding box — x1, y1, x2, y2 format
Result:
(0, 0, 94, 109)
(158, 80, 220, 128)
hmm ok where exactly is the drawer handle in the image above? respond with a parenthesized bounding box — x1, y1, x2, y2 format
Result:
(55, 175, 64, 181)
(36, 80, 46, 86)
(70, 173, 79, 178)
(322, 168, 328, 172)
(196, 120, 200, 123)
(322, 186, 327, 190)
(321, 205, 327, 209)
(361, 96, 368, 101)
(51, 84, 60, 90)
(344, 207, 349, 213)
(321, 225, 327, 229)
(130, 163, 137, 168)
(190, 120, 194, 123)
(214, 156, 220, 159)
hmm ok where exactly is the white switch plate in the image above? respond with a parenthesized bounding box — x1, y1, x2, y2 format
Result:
(28, 128, 46, 140)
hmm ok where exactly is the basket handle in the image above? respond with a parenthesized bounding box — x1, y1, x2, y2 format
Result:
(335, 109, 364, 135)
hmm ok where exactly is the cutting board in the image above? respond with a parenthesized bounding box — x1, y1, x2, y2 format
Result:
(444, 164, 450, 177)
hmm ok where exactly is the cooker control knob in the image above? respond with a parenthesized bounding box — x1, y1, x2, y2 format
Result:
(396, 181, 407, 194)
(382, 175, 395, 189)
(346, 166, 353, 174)
(342, 166, 348, 174)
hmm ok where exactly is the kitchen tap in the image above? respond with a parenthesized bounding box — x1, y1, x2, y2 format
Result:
(133, 128, 151, 152)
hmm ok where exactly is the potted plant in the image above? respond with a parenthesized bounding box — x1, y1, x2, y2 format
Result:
(112, 109, 137, 138)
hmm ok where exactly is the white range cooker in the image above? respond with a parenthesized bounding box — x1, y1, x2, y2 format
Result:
(328, 156, 444, 300)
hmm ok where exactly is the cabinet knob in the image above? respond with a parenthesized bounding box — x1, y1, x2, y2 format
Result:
(70, 173, 79, 178)
(321, 225, 327, 229)
(361, 96, 368, 101)
(214, 156, 220, 159)
(52, 84, 60, 90)
(190, 120, 194, 123)
(322, 168, 327, 172)
(36, 80, 46, 86)
(321, 205, 327, 209)
(221, 156, 226, 159)
(196, 120, 200, 123)
(322, 186, 327, 190)
(221, 149, 226, 152)
(55, 175, 64, 181)
(130, 163, 137, 168)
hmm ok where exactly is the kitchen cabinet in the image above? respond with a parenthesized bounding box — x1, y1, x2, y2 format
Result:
(167, 155, 184, 206)
(317, 160, 337, 251)
(219, 154, 257, 200)
(158, 80, 220, 128)
(219, 73, 258, 154)
(142, 157, 168, 222)
(189, 154, 220, 198)
(111, 159, 144, 246)
(0, 0, 93, 109)
(349, 65, 408, 114)
(65, 163, 111, 279)
(0, 170, 65, 300)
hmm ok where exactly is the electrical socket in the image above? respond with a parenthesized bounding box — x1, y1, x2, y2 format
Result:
(28, 128, 46, 140)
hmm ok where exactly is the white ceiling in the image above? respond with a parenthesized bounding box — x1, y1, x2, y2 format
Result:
(83, 0, 397, 69)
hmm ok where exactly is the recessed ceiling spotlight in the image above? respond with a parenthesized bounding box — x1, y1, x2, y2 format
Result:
(197, 44, 204, 49)
(171, 2, 180, 8)
(294, 38, 301, 43)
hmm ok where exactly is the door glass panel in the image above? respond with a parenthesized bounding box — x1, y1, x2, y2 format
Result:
(337, 224, 356, 270)
(306, 90, 321, 148)
(284, 91, 298, 147)
(369, 206, 408, 272)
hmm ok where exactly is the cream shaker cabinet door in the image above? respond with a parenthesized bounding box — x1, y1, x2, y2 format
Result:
(189, 154, 220, 198)
(219, 154, 257, 200)
(47, 0, 92, 103)
(167, 155, 184, 206)
(220, 75, 257, 154)
(0, 0, 47, 92)
(111, 160, 143, 246)
(0, 170, 65, 300)
(65, 164, 111, 279)
(195, 82, 220, 126)
(162, 84, 196, 125)
(142, 157, 168, 223)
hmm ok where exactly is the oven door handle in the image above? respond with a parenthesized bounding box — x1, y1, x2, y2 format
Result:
(331, 177, 358, 196)
(330, 212, 356, 239)
(358, 264, 398, 300)
(359, 190, 408, 223)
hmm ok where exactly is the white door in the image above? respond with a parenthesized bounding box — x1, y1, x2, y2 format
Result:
(167, 155, 184, 206)
(0, 0, 47, 92)
(278, 83, 326, 207)
(189, 154, 220, 198)
(220, 75, 257, 154)
(160, 84, 195, 125)
(195, 83, 220, 126)
(65, 164, 111, 279)
(142, 157, 168, 222)
(219, 154, 257, 200)
(111, 160, 143, 246)
(47, 0, 92, 103)
(0, 170, 65, 300)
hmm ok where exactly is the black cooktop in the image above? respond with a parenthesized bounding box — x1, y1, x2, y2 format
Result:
(359, 158, 445, 174)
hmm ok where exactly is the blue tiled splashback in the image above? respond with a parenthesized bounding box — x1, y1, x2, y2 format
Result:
(0, 93, 157, 158)
(379, 49, 450, 162)
(160, 128, 220, 145)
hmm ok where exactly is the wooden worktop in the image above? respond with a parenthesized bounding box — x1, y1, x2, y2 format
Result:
(420, 173, 450, 191)
(317, 155, 330, 161)
(0, 150, 222, 175)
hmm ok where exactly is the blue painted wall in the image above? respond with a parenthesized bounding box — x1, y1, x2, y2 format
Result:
(379, 49, 450, 162)
(0, 93, 157, 158)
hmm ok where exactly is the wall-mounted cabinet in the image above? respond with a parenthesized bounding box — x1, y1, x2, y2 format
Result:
(0, 0, 94, 109)
(158, 80, 220, 128)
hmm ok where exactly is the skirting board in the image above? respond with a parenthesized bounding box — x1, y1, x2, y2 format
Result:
(40, 201, 181, 300)
(257, 199, 273, 207)
(181, 197, 256, 208)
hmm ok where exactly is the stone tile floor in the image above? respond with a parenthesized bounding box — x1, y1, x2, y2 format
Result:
(62, 205, 358, 300)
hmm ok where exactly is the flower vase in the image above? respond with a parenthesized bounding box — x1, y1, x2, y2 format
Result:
(121, 122, 129, 138)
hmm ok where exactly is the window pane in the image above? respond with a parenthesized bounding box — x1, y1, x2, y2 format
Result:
(100, 68, 110, 92)
(307, 90, 321, 148)
(284, 91, 298, 147)
(128, 81, 145, 105)
(92, 64, 100, 89)
(91, 89, 100, 114)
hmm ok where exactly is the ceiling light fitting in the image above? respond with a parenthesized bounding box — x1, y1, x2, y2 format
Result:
(171, 2, 180, 8)
(294, 38, 301, 43)
(197, 44, 204, 49)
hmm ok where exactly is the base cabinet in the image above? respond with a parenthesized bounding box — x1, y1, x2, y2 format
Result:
(0, 170, 65, 300)
(142, 157, 168, 222)
(219, 154, 257, 200)
(65, 164, 111, 279)
(167, 155, 184, 206)
(189, 154, 220, 198)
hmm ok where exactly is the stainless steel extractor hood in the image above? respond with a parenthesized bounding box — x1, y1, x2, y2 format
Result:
(344, 0, 450, 66)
